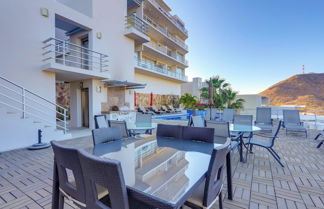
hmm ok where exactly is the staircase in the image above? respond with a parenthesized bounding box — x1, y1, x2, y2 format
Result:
(0, 76, 70, 151)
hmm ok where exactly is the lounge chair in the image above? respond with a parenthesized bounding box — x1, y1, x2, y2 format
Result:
(255, 107, 273, 132)
(246, 121, 284, 167)
(169, 105, 181, 113)
(314, 130, 324, 148)
(283, 110, 307, 137)
(150, 106, 164, 114)
(161, 105, 171, 113)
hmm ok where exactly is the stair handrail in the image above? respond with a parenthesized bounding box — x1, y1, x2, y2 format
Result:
(0, 75, 68, 133)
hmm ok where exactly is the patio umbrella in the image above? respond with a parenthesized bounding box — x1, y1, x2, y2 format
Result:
(134, 91, 137, 106)
(150, 92, 153, 106)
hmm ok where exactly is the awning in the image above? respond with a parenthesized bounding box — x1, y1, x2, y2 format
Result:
(102, 80, 146, 89)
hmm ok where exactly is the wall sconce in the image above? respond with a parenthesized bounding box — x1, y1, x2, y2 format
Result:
(96, 32, 102, 39)
(40, 8, 49, 17)
(96, 86, 102, 93)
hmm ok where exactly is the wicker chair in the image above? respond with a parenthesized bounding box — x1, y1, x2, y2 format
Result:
(156, 124, 183, 139)
(185, 138, 231, 209)
(182, 126, 215, 143)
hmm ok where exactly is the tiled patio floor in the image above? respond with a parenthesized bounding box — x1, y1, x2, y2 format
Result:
(0, 124, 323, 209)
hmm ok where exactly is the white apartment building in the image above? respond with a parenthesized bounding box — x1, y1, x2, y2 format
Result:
(181, 77, 207, 101)
(0, 0, 188, 151)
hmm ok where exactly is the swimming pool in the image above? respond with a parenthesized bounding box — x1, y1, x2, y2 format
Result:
(152, 113, 189, 120)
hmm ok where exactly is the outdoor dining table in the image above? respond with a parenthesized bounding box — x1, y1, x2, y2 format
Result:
(52, 135, 233, 209)
(229, 124, 261, 162)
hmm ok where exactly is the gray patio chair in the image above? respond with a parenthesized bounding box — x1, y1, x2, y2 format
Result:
(51, 141, 86, 209)
(255, 107, 273, 132)
(156, 124, 183, 138)
(92, 127, 122, 145)
(94, 115, 108, 129)
(78, 150, 153, 209)
(246, 120, 284, 167)
(190, 115, 205, 127)
(233, 115, 253, 139)
(206, 120, 241, 152)
(283, 110, 307, 137)
(205, 108, 217, 120)
(182, 126, 215, 143)
(221, 109, 235, 123)
(314, 130, 324, 148)
(185, 138, 231, 209)
(108, 120, 130, 137)
(135, 113, 153, 134)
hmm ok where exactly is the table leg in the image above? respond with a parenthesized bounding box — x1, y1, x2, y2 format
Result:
(52, 159, 59, 209)
(226, 151, 233, 200)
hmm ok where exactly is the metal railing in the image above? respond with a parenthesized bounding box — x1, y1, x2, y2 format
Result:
(135, 59, 187, 81)
(145, 42, 188, 66)
(148, 0, 188, 35)
(0, 76, 68, 133)
(42, 37, 109, 72)
(126, 14, 148, 36)
(143, 15, 188, 50)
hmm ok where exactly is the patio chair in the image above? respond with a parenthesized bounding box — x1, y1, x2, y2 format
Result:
(283, 110, 307, 137)
(233, 115, 253, 138)
(255, 107, 273, 132)
(135, 113, 153, 134)
(78, 150, 153, 209)
(182, 126, 215, 143)
(221, 109, 235, 123)
(92, 127, 122, 145)
(94, 115, 108, 129)
(51, 141, 86, 209)
(205, 108, 217, 120)
(246, 120, 284, 167)
(206, 120, 241, 151)
(314, 130, 324, 148)
(185, 138, 231, 209)
(109, 120, 130, 137)
(156, 124, 183, 138)
(190, 115, 205, 127)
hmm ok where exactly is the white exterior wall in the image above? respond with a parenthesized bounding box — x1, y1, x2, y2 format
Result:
(135, 73, 181, 95)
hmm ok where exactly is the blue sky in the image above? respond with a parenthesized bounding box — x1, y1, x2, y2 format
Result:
(164, 0, 324, 94)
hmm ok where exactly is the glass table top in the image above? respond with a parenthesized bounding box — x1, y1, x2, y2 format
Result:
(126, 122, 157, 130)
(230, 124, 261, 132)
(91, 136, 222, 205)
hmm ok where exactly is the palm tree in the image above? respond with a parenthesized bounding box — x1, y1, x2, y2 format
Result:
(223, 88, 245, 109)
(179, 93, 198, 110)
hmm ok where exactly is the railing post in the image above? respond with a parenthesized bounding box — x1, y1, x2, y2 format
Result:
(100, 54, 102, 72)
(22, 88, 26, 118)
(63, 108, 67, 134)
(62, 40, 66, 66)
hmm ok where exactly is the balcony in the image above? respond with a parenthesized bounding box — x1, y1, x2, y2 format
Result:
(145, 0, 188, 38)
(143, 42, 188, 68)
(125, 14, 150, 44)
(144, 15, 188, 52)
(41, 37, 109, 81)
(135, 59, 187, 82)
(127, 0, 144, 8)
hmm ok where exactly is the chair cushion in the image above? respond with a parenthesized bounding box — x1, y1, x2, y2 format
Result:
(247, 138, 272, 148)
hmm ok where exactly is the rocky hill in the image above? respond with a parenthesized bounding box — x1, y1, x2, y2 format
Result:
(259, 73, 324, 110)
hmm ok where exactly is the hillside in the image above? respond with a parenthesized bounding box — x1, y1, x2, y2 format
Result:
(259, 73, 324, 110)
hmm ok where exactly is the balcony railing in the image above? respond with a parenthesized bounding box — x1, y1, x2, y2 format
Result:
(126, 14, 149, 36)
(42, 37, 109, 72)
(143, 15, 188, 50)
(148, 0, 188, 36)
(135, 59, 187, 81)
(145, 42, 188, 66)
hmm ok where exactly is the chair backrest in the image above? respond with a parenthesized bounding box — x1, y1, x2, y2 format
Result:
(156, 124, 183, 138)
(283, 110, 301, 124)
(191, 115, 205, 127)
(109, 120, 129, 137)
(234, 115, 253, 126)
(182, 126, 215, 143)
(203, 138, 231, 207)
(222, 109, 235, 123)
(92, 127, 122, 145)
(51, 141, 86, 206)
(256, 107, 272, 124)
(94, 115, 108, 129)
(136, 113, 152, 123)
(269, 120, 282, 147)
(206, 120, 230, 138)
(78, 150, 129, 209)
